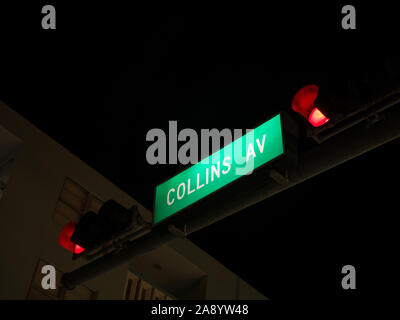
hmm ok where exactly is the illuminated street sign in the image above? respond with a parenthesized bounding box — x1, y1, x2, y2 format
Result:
(154, 114, 284, 224)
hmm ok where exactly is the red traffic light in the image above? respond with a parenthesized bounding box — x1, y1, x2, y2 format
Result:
(308, 107, 329, 127)
(59, 221, 85, 254)
(291, 84, 329, 127)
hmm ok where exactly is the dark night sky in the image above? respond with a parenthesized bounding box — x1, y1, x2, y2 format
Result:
(0, 3, 399, 302)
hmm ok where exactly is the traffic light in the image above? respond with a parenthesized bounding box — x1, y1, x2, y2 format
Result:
(59, 200, 136, 255)
(291, 84, 330, 128)
(291, 57, 400, 135)
(58, 221, 85, 254)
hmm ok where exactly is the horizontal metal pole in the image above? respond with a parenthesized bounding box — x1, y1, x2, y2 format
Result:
(61, 224, 176, 290)
(184, 102, 400, 234)
(62, 103, 400, 290)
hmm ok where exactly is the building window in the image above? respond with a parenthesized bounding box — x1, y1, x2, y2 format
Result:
(0, 157, 16, 201)
(125, 279, 134, 300)
(53, 178, 103, 226)
(0, 124, 22, 202)
(123, 271, 173, 300)
(123, 272, 140, 300)
(26, 258, 97, 300)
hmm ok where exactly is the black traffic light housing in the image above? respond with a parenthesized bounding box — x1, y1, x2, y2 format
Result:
(291, 56, 400, 143)
(70, 200, 134, 250)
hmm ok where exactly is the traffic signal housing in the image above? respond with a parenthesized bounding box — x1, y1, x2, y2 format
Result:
(59, 200, 137, 255)
(290, 56, 400, 143)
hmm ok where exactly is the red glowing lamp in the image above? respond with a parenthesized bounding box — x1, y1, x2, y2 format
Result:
(308, 107, 329, 127)
(59, 221, 85, 254)
(291, 84, 330, 127)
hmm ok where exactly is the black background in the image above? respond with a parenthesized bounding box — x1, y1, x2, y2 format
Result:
(0, 2, 399, 305)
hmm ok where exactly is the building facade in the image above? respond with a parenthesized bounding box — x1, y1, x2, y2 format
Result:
(0, 100, 266, 300)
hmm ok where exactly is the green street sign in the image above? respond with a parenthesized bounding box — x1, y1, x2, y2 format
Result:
(154, 114, 284, 224)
